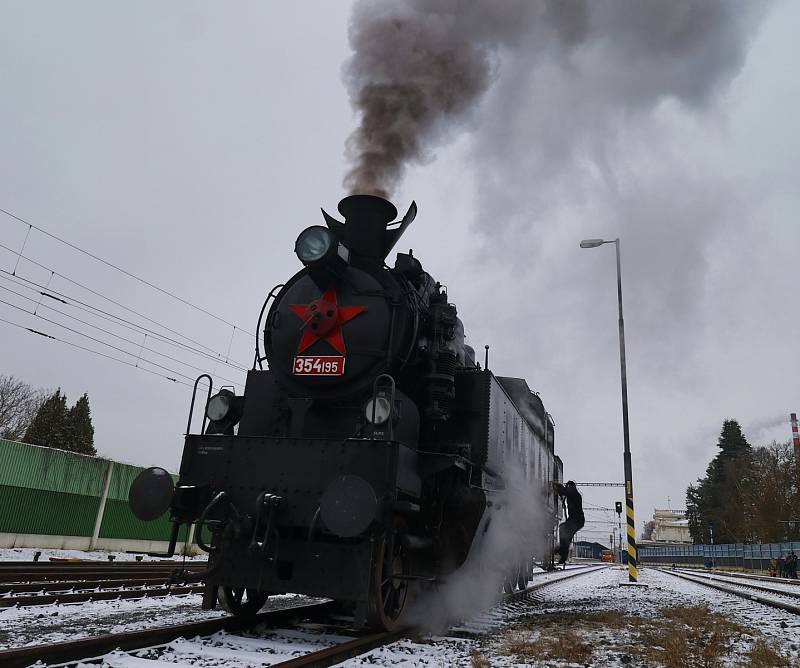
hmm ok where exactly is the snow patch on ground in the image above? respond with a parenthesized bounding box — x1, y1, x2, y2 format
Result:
(0, 547, 205, 562)
(0, 592, 315, 650)
(5, 564, 799, 665)
(340, 566, 800, 666)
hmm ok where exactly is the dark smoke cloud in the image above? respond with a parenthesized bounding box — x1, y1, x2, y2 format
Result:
(342, 0, 528, 197)
(343, 0, 768, 200)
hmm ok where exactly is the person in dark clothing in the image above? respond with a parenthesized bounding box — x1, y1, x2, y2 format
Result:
(552, 480, 585, 564)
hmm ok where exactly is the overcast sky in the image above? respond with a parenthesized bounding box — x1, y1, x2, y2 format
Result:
(1, 1, 798, 542)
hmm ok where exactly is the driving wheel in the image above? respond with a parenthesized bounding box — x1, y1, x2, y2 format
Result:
(218, 586, 269, 616)
(366, 525, 409, 630)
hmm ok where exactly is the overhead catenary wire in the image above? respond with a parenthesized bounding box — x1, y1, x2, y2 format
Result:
(0, 270, 249, 373)
(0, 315, 196, 389)
(0, 243, 251, 370)
(0, 281, 244, 389)
(0, 206, 250, 336)
(0, 273, 250, 376)
(0, 297, 204, 386)
(0, 240, 249, 366)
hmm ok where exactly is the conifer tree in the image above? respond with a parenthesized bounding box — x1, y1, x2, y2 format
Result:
(685, 419, 753, 544)
(66, 393, 96, 456)
(23, 389, 69, 449)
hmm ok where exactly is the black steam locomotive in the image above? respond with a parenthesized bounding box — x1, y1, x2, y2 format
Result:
(130, 195, 562, 629)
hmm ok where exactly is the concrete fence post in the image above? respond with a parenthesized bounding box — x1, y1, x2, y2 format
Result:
(90, 461, 114, 550)
(184, 523, 196, 556)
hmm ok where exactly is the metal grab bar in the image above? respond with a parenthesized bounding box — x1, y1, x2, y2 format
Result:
(186, 374, 213, 435)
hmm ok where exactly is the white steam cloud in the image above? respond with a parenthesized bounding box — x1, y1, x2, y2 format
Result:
(407, 467, 553, 631)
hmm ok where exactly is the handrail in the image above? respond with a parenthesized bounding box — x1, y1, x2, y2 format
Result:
(186, 374, 213, 435)
(253, 283, 284, 370)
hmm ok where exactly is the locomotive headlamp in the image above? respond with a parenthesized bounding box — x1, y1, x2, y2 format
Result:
(365, 396, 392, 425)
(295, 226, 335, 265)
(206, 389, 233, 422)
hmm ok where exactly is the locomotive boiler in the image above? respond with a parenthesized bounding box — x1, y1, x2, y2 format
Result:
(130, 195, 562, 630)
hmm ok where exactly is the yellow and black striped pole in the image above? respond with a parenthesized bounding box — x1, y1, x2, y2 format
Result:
(615, 239, 637, 582)
(580, 237, 638, 581)
(625, 486, 638, 581)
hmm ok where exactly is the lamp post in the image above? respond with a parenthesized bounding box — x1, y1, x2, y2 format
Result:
(580, 238, 638, 582)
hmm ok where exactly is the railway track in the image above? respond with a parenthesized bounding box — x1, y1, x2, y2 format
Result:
(0, 599, 333, 668)
(0, 559, 208, 608)
(0, 559, 206, 582)
(673, 568, 800, 596)
(0, 564, 607, 667)
(0, 584, 205, 607)
(672, 566, 800, 588)
(658, 567, 800, 615)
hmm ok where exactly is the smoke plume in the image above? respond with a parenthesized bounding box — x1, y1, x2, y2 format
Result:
(343, 0, 767, 201)
(342, 0, 504, 197)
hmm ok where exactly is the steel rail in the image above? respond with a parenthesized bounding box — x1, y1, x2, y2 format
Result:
(271, 629, 408, 668)
(0, 576, 187, 595)
(671, 569, 800, 601)
(269, 565, 610, 668)
(0, 559, 205, 567)
(0, 584, 204, 607)
(0, 562, 206, 584)
(0, 600, 334, 668)
(507, 564, 609, 602)
(657, 568, 800, 615)
(675, 567, 800, 588)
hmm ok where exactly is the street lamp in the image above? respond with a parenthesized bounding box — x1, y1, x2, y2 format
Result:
(580, 237, 638, 583)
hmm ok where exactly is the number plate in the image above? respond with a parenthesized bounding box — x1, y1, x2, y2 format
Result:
(292, 355, 346, 376)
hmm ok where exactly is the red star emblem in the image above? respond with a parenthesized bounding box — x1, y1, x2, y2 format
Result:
(288, 287, 366, 355)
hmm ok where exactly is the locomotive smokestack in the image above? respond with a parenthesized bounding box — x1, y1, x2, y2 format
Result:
(339, 195, 397, 263)
(323, 194, 417, 266)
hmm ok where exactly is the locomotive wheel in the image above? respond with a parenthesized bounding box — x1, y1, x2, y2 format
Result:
(218, 586, 269, 616)
(367, 526, 409, 630)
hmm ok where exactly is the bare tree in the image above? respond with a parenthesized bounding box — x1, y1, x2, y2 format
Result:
(0, 375, 48, 441)
(745, 442, 797, 542)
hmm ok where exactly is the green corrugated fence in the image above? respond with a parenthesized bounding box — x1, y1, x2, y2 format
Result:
(0, 438, 181, 545)
(98, 459, 177, 541)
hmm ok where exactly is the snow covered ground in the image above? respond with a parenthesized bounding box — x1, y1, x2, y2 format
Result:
(100, 625, 361, 667)
(341, 566, 800, 667)
(3, 564, 799, 665)
(0, 591, 322, 650)
(0, 547, 205, 562)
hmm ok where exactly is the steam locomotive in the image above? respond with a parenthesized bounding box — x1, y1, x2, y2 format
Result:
(130, 195, 562, 630)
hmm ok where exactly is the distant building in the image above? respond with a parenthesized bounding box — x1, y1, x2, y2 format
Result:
(574, 540, 609, 560)
(650, 508, 691, 543)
